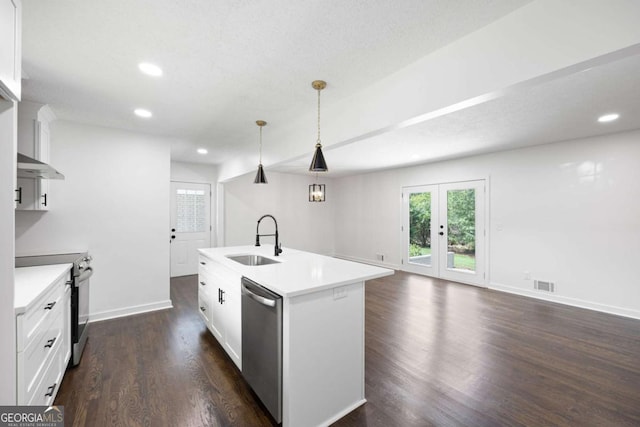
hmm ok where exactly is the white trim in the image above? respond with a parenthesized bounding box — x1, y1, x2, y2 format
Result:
(89, 300, 173, 322)
(489, 282, 640, 320)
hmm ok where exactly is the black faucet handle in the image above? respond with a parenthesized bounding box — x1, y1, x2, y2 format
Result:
(276, 242, 283, 255)
(255, 235, 261, 246)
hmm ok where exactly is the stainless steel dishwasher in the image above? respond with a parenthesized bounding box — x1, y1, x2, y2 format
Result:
(241, 277, 283, 424)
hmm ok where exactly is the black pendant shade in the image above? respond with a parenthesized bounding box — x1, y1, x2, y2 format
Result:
(309, 143, 328, 172)
(254, 163, 268, 184)
(254, 120, 268, 184)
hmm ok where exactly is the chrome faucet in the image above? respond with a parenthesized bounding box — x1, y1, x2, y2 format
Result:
(255, 214, 283, 256)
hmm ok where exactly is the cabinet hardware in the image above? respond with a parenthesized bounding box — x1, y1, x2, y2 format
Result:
(200, 306, 206, 312)
(44, 301, 56, 310)
(199, 281, 206, 286)
(45, 383, 57, 397)
(42, 193, 48, 207)
(200, 261, 206, 265)
(15, 188, 22, 204)
(220, 289, 225, 304)
(218, 288, 222, 304)
(44, 337, 57, 348)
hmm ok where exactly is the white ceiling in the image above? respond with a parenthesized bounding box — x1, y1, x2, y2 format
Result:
(20, 0, 640, 178)
(274, 51, 640, 176)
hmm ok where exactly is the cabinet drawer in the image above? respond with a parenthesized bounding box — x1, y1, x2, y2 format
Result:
(19, 307, 63, 402)
(198, 293, 210, 324)
(197, 272, 212, 296)
(198, 256, 215, 275)
(28, 341, 64, 406)
(17, 277, 65, 352)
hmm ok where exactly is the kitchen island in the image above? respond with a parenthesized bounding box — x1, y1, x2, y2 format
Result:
(198, 245, 394, 427)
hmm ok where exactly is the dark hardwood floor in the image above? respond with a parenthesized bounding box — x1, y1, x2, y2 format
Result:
(56, 272, 640, 426)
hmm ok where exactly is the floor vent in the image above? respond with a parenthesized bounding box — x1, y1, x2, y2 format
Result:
(534, 280, 555, 293)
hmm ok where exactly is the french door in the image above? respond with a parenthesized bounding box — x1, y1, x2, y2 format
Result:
(402, 180, 486, 286)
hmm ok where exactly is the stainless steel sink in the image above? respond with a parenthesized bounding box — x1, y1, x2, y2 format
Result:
(226, 254, 280, 266)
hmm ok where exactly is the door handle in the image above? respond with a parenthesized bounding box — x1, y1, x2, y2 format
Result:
(439, 232, 444, 236)
(44, 337, 57, 348)
(171, 235, 176, 239)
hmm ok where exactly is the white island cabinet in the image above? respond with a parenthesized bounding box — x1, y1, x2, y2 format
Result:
(198, 246, 394, 427)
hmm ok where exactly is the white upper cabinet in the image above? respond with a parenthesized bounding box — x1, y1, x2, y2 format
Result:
(0, 0, 21, 101)
(16, 102, 56, 211)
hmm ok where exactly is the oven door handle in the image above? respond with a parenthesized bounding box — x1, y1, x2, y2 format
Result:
(75, 267, 93, 284)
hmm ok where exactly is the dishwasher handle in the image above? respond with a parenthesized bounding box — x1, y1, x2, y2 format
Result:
(243, 285, 276, 307)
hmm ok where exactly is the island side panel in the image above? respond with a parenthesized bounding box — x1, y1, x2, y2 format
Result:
(282, 281, 365, 427)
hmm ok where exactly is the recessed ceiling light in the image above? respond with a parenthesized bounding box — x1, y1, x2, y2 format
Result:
(598, 113, 619, 123)
(134, 108, 152, 118)
(138, 62, 163, 77)
(197, 148, 208, 155)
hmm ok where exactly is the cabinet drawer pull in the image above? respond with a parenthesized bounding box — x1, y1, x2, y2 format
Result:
(199, 281, 206, 286)
(15, 187, 22, 204)
(44, 302, 56, 310)
(200, 306, 206, 312)
(220, 289, 225, 304)
(44, 337, 57, 348)
(42, 193, 48, 207)
(45, 383, 57, 397)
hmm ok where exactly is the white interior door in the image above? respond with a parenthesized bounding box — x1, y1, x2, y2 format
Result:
(402, 180, 486, 286)
(170, 182, 211, 277)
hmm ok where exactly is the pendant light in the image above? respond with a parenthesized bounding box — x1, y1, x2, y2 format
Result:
(253, 120, 268, 184)
(309, 173, 326, 202)
(309, 80, 328, 172)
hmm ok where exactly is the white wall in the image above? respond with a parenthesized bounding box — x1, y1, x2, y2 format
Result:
(170, 161, 218, 246)
(333, 130, 640, 319)
(15, 121, 172, 321)
(0, 100, 17, 404)
(224, 171, 335, 255)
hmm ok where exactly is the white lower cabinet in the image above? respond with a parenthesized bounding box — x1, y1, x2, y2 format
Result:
(198, 255, 242, 369)
(16, 269, 71, 405)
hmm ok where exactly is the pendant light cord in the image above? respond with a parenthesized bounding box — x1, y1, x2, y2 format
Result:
(317, 88, 321, 147)
(259, 125, 263, 164)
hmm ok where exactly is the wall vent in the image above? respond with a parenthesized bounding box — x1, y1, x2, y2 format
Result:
(534, 280, 555, 293)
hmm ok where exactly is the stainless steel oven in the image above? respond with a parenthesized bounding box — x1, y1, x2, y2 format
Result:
(16, 251, 94, 367)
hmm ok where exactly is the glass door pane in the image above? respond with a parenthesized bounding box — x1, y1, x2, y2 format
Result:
(439, 180, 485, 286)
(446, 188, 476, 272)
(409, 192, 432, 266)
(402, 185, 439, 276)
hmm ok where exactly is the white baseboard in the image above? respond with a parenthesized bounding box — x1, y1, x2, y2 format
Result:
(90, 299, 173, 323)
(333, 253, 400, 271)
(490, 282, 640, 320)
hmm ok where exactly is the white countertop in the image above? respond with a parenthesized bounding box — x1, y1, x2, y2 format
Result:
(198, 246, 394, 297)
(15, 264, 73, 314)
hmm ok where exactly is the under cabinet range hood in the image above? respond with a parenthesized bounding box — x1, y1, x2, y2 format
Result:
(17, 153, 65, 179)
